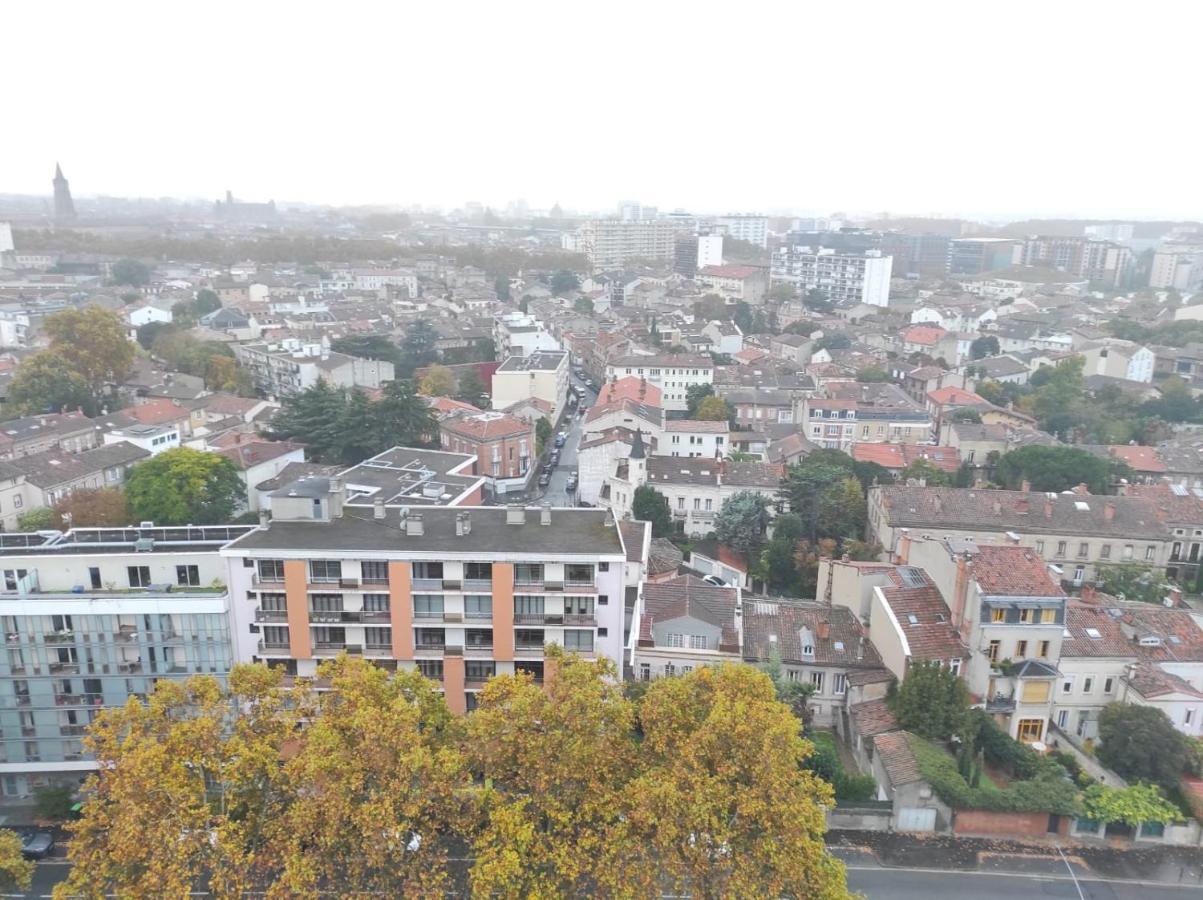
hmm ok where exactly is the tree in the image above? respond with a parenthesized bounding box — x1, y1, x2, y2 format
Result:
(136, 320, 173, 351)
(759, 643, 818, 724)
(995, 444, 1125, 495)
(7, 350, 93, 415)
(172, 289, 222, 326)
(804, 288, 832, 312)
(371, 379, 437, 451)
(685, 383, 715, 417)
(0, 831, 33, 892)
(694, 394, 729, 421)
(899, 458, 953, 486)
(17, 507, 57, 532)
(467, 649, 638, 897)
(761, 513, 805, 596)
(1027, 357, 1085, 439)
(714, 491, 772, 561)
(948, 407, 982, 424)
(1096, 562, 1171, 605)
(815, 332, 851, 352)
(535, 417, 552, 455)
(34, 784, 76, 821)
(855, 366, 890, 383)
(269, 657, 476, 898)
(42, 307, 135, 404)
(888, 659, 973, 741)
(970, 335, 1000, 359)
(54, 487, 130, 528)
(768, 283, 796, 303)
(494, 275, 511, 302)
(330, 334, 403, 367)
(550, 270, 580, 296)
(455, 367, 487, 406)
(400, 321, 439, 375)
(606, 665, 846, 899)
(124, 448, 245, 525)
(60, 667, 299, 899)
(573, 296, 594, 315)
(1096, 703, 1189, 791)
(110, 258, 150, 286)
(1081, 783, 1182, 827)
(631, 484, 673, 538)
(269, 380, 353, 463)
(418, 363, 457, 397)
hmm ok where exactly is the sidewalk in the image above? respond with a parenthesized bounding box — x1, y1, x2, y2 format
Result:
(828, 830, 1203, 886)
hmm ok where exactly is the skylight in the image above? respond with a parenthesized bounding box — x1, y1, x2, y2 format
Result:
(907, 614, 919, 625)
(1085, 627, 1102, 639)
(833, 641, 845, 651)
(1074, 501, 1090, 511)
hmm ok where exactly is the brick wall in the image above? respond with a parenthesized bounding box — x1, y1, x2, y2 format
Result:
(953, 809, 1070, 837)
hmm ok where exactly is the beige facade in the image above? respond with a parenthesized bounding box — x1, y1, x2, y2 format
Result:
(491, 351, 570, 422)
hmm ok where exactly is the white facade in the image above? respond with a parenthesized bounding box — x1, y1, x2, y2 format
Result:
(696, 234, 723, 269)
(493, 312, 560, 357)
(573, 218, 685, 270)
(664, 422, 728, 459)
(714, 215, 769, 248)
(127, 305, 172, 328)
(605, 356, 714, 412)
(770, 247, 893, 307)
(1151, 244, 1203, 291)
(491, 351, 570, 421)
(103, 424, 181, 456)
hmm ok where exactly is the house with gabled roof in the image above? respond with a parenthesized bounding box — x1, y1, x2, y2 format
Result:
(629, 575, 742, 680)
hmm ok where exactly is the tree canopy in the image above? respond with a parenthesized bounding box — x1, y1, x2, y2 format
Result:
(1096, 562, 1171, 604)
(7, 350, 93, 415)
(1081, 782, 1183, 827)
(995, 444, 1129, 495)
(550, 270, 580, 295)
(694, 394, 730, 421)
(110, 258, 151, 286)
(969, 335, 1000, 359)
(330, 334, 403, 368)
(631, 484, 673, 538)
(888, 659, 972, 741)
(685, 382, 716, 417)
(418, 363, 457, 398)
(714, 490, 772, 561)
(124, 448, 245, 525)
(1096, 702, 1190, 791)
(26, 307, 136, 410)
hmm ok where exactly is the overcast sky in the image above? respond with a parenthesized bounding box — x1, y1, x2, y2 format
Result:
(3, 1, 1199, 220)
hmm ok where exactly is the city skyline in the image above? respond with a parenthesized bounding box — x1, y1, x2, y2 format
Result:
(2, 2, 1200, 220)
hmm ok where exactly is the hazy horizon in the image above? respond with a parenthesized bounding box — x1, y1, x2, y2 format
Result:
(4, 1, 1201, 221)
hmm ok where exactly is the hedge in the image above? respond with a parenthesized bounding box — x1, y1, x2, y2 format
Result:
(806, 731, 878, 802)
(910, 735, 1079, 814)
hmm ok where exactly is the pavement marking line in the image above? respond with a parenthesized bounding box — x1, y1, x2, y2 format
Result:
(842, 863, 1183, 890)
(1057, 845, 1086, 900)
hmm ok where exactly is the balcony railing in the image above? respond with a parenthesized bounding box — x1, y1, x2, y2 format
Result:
(364, 643, 392, 656)
(563, 613, 596, 626)
(44, 633, 75, 644)
(338, 578, 360, 589)
(309, 610, 361, 624)
(258, 639, 290, 654)
(514, 613, 560, 625)
(255, 609, 289, 623)
(413, 610, 446, 620)
(117, 661, 143, 674)
(464, 644, 493, 656)
(414, 642, 446, 654)
(49, 662, 80, 674)
(412, 578, 443, 591)
(60, 724, 87, 736)
(514, 644, 544, 656)
(465, 678, 489, 689)
(252, 572, 285, 588)
(55, 693, 101, 706)
(463, 579, 493, 591)
(361, 609, 392, 623)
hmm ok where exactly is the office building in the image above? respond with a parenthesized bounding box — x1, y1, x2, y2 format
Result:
(222, 488, 642, 713)
(947, 238, 1021, 275)
(880, 233, 951, 280)
(770, 246, 893, 307)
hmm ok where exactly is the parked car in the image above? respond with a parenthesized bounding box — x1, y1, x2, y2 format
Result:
(702, 575, 728, 587)
(20, 830, 55, 860)
(537, 472, 551, 488)
(566, 473, 578, 492)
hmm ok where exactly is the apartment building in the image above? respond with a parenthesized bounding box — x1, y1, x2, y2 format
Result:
(234, 339, 395, 397)
(697, 265, 768, 305)
(573, 218, 686, 270)
(605, 354, 714, 412)
(713, 214, 769, 247)
(664, 420, 727, 459)
(439, 411, 534, 496)
(801, 382, 933, 452)
(1150, 243, 1203, 291)
(867, 485, 1172, 587)
(1079, 339, 1155, 384)
(0, 524, 253, 796)
(0, 442, 149, 528)
(947, 238, 1021, 275)
(770, 246, 893, 307)
(1019, 236, 1132, 288)
(491, 351, 570, 421)
(0, 412, 99, 460)
(493, 311, 560, 357)
(223, 488, 640, 713)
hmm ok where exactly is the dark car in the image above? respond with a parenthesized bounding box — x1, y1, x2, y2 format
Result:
(20, 830, 55, 860)
(537, 472, 551, 488)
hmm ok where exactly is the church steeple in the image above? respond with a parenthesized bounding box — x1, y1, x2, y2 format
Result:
(53, 163, 76, 221)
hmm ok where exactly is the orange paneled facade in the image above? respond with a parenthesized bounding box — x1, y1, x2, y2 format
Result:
(283, 559, 312, 659)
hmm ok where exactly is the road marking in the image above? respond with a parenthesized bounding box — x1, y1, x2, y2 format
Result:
(842, 863, 1188, 890)
(1057, 845, 1086, 900)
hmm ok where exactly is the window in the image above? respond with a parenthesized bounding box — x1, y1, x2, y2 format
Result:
(1123, 545, 1134, 559)
(834, 673, 847, 694)
(1021, 681, 1050, 702)
(361, 560, 389, 584)
(598, 627, 608, 637)
(1016, 640, 1028, 658)
(127, 566, 151, 588)
(1038, 640, 1050, 658)
(417, 660, 444, 680)
(565, 563, 594, 585)
(413, 595, 444, 618)
(464, 595, 492, 618)
(1035, 540, 1045, 555)
(948, 659, 961, 677)
(464, 562, 492, 583)
(1146, 545, 1156, 561)
(689, 634, 707, 650)
(1100, 544, 1111, 559)
(1078, 542, 1089, 558)
(514, 595, 544, 616)
(563, 630, 593, 652)
(991, 608, 1006, 623)
(363, 593, 389, 613)
(639, 663, 651, 681)
(810, 671, 825, 693)
(1019, 609, 1034, 624)
(1061, 676, 1075, 695)
(1057, 709, 1069, 729)
(309, 560, 342, 583)
(1083, 676, 1095, 694)
(598, 594, 609, 606)
(1041, 608, 1057, 624)
(667, 633, 684, 648)
(1017, 718, 1044, 742)
(411, 561, 442, 581)
(1056, 541, 1067, 557)
(11, 496, 20, 509)
(176, 565, 200, 587)
(257, 559, 285, 582)
(1103, 676, 1115, 694)
(598, 562, 609, 572)
(988, 640, 1001, 662)
(1187, 709, 1197, 727)
(514, 563, 543, 586)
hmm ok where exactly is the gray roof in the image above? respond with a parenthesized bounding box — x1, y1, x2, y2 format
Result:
(339, 447, 480, 506)
(228, 505, 626, 557)
(496, 350, 567, 372)
(6, 441, 149, 489)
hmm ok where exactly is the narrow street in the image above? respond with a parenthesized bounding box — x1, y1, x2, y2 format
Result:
(538, 372, 597, 507)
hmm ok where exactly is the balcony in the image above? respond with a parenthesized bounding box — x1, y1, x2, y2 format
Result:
(514, 644, 544, 656)
(414, 642, 446, 656)
(255, 608, 289, 623)
(464, 644, 494, 657)
(413, 610, 446, 621)
(463, 579, 493, 592)
(312, 641, 361, 656)
(361, 609, 392, 624)
(465, 678, 489, 690)
(441, 579, 462, 592)
(514, 613, 561, 625)
(412, 578, 443, 591)
(563, 613, 596, 626)
(338, 578, 361, 590)
(44, 632, 75, 645)
(60, 724, 87, 736)
(118, 661, 143, 674)
(309, 610, 361, 624)
(55, 693, 102, 706)
(257, 639, 290, 655)
(49, 661, 80, 674)
(364, 643, 392, 657)
(252, 572, 285, 589)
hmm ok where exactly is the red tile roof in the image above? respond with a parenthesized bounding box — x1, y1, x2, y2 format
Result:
(597, 375, 662, 408)
(966, 544, 1064, 597)
(699, 265, 762, 280)
(851, 698, 898, 737)
(873, 731, 923, 786)
(216, 440, 304, 470)
(1061, 602, 1134, 658)
(902, 325, 946, 346)
(1126, 664, 1203, 699)
(927, 386, 989, 407)
(639, 575, 741, 651)
(665, 419, 727, 433)
(128, 398, 191, 426)
(881, 571, 969, 662)
(851, 443, 961, 473)
(440, 411, 532, 442)
(1107, 445, 1167, 473)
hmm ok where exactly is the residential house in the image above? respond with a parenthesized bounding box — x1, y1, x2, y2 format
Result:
(214, 437, 307, 512)
(605, 354, 714, 413)
(491, 351, 570, 421)
(696, 265, 768, 305)
(0, 412, 98, 460)
(663, 420, 728, 459)
(629, 576, 742, 680)
(439, 411, 535, 497)
(0, 442, 148, 528)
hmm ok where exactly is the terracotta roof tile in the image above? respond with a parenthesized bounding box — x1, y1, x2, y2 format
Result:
(851, 698, 898, 737)
(743, 600, 882, 669)
(640, 575, 740, 650)
(873, 731, 923, 786)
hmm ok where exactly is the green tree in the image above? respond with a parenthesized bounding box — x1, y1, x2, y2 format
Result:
(714, 491, 773, 561)
(370, 379, 437, 451)
(761, 513, 805, 596)
(996, 444, 1127, 494)
(400, 321, 439, 375)
(7, 350, 93, 415)
(1096, 562, 1171, 604)
(899, 458, 953, 486)
(768, 282, 796, 303)
(631, 484, 673, 537)
(1081, 783, 1182, 827)
(948, 406, 983, 424)
(17, 507, 57, 532)
(455, 367, 487, 406)
(550, 270, 580, 295)
(695, 394, 729, 421)
(34, 785, 76, 821)
(685, 383, 715, 417)
(135, 320, 173, 351)
(1027, 357, 1085, 439)
(855, 366, 891, 382)
(494, 275, 511, 302)
(535, 417, 552, 455)
(110, 257, 151, 286)
(124, 448, 245, 525)
(970, 335, 1000, 359)
(815, 332, 851, 352)
(42, 306, 136, 405)
(418, 363, 456, 397)
(330, 334, 403, 367)
(888, 659, 972, 741)
(573, 295, 594, 315)
(1096, 702, 1189, 791)
(0, 831, 33, 892)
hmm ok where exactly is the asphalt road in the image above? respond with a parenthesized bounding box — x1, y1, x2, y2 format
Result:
(539, 374, 596, 507)
(845, 865, 1203, 898)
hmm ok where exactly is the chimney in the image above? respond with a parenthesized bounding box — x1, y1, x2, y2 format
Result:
(894, 529, 911, 565)
(816, 622, 830, 641)
(1044, 498, 1054, 519)
(604, 507, 615, 527)
(506, 505, 526, 525)
(1079, 582, 1099, 604)
(1074, 482, 1089, 495)
(405, 512, 424, 536)
(1021, 479, 1031, 492)
(455, 512, 466, 536)
(952, 552, 971, 639)
(1104, 501, 1116, 522)
(258, 508, 270, 528)
(373, 497, 386, 520)
(541, 502, 551, 526)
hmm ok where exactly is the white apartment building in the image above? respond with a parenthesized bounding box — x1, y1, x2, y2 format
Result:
(573, 219, 687, 270)
(697, 234, 724, 269)
(493, 311, 560, 357)
(1079, 339, 1155, 384)
(234, 339, 395, 397)
(1150, 243, 1203, 291)
(0, 310, 31, 348)
(770, 246, 893, 307)
(491, 351, 570, 421)
(714, 215, 769, 248)
(664, 420, 728, 459)
(605, 354, 714, 412)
